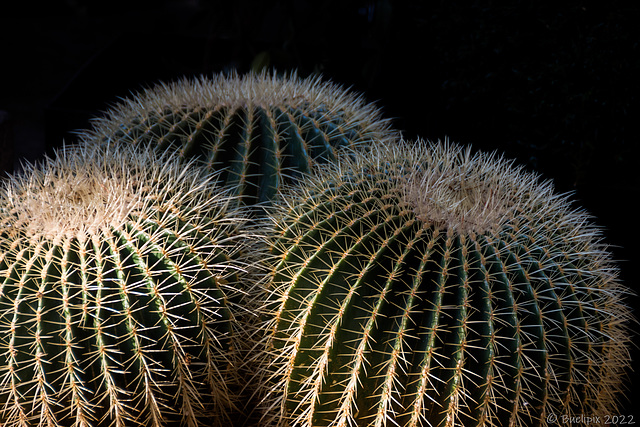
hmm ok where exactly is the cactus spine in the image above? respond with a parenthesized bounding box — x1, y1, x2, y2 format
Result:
(256, 140, 632, 427)
(0, 144, 253, 427)
(82, 70, 396, 205)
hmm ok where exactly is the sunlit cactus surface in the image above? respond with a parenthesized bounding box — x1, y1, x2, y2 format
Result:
(0, 144, 253, 427)
(256, 140, 632, 427)
(81, 70, 396, 205)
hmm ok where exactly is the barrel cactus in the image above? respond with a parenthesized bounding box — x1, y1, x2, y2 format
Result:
(0, 143, 254, 427)
(255, 140, 632, 427)
(81, 70, 396, 205)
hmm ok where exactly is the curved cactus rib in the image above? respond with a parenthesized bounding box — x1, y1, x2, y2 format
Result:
(57, 237, 96, 427)
(88, 230, 141, 427)
(365, 223, 433, 427)
(403, 228, 445, 427)
(121, 208, 237, 423)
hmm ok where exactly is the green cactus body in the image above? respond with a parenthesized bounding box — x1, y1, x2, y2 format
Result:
(0, 144, 252, 427)
(258, 140, 632, 427)
(82, 71, 396, 205)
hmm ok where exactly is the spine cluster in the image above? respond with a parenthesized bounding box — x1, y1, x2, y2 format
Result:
(255, 140, 632, 427)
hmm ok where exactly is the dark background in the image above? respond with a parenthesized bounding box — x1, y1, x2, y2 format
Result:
(2, 0, 639, 421)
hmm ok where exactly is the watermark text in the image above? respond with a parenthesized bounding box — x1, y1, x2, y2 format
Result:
(546, 413, 635, 425)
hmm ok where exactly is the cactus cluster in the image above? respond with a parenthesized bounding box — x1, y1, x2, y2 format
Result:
(0, 144, 254, 427)
(82, 70, 396, 205)
(0, 71, 633, 427)
(254, 140, 632, 427)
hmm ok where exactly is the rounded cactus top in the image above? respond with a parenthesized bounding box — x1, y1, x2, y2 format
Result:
(1, 144, 237, 244)
(260, 139, 632, 427)
(81, 70, 398, 204)
(387, 141, 556, 236)
(275, 139, 588, 239)
(92, 70, 387, 119)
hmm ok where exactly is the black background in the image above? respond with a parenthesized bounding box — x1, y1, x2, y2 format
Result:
(2, 0, 639, 422)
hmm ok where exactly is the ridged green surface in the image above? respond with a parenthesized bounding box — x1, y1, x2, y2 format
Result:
(257, 140, 631, 427)
(82, 71, 396, 205)
(0, 144, 252, 427)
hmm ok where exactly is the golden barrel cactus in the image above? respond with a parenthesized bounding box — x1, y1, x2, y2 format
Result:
(255, 140, 632, 427)
(0, 144, 255, 427)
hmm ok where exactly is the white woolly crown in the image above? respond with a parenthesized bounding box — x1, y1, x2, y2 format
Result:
(400, 141, 556, 234)
(0, 143, 223, 243)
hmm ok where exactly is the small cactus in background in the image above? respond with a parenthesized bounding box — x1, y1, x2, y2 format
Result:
(255, 140, 632, 427)
(81, 70, 396, 205)
(0, 144, 255, 427)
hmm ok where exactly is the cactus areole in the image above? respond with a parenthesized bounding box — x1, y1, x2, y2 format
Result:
(262, 140, 631, 427)
(0, 144, 249, 427)
(83, 70, 396, 205)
